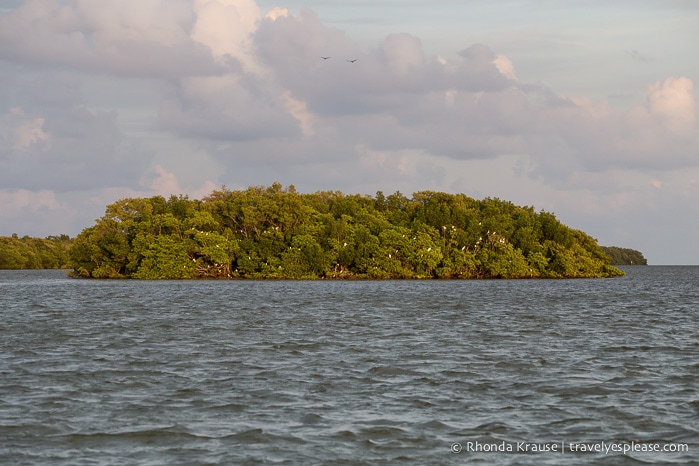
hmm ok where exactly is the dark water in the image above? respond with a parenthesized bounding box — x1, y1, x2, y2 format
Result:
(1, 267, 697, 465)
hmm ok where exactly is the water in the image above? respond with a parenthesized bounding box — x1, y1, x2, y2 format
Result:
(1, 267, 697, 465)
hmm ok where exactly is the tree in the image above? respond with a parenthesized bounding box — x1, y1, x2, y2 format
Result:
(600, 246, 647, 265)
(67, 184, 625, 279)
(132, 234, 196, 279)
(281, 234, 328, 278)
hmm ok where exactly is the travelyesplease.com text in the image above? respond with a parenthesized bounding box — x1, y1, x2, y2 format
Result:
(451, 440, 689, 455)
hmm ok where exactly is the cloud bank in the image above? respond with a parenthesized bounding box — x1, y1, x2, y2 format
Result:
(1, 0, 697, 263)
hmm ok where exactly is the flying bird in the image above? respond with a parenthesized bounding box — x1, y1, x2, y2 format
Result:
(321, 56, 331, 60)
(347, 59, 358, 63)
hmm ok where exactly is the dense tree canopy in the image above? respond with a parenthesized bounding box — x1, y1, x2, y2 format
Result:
(68, 183, 624, 279)
(0, 234, 72, 269)
(600, 246, 647, 265)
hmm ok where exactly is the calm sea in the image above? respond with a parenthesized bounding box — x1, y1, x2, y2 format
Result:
(1, 267, 697, 465)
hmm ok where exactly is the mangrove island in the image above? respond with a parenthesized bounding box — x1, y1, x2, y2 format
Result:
(67, 183, 624, 279)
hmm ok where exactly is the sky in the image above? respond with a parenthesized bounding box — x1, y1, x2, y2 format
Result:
(1, 0, 698, 264)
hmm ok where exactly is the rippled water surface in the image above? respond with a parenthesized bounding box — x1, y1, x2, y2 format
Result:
(1, 267, 698, 465)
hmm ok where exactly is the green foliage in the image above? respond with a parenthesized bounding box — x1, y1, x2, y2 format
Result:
(600, 246, 648, 265)
(281, 234, 327, 278)
(0, 234, 72, 269)
(132, 234, 197, 280)
(68, 184, 625, 279)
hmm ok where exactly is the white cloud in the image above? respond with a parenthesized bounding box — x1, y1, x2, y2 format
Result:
(148, 164, 182, 197)
(191, 0, 261, 69)
(141, 164, 219, 200)
(0, 0, 222, 77)
(646, 77, 696, 135)
(0, 188, 76, 236)
(493, 54, 517, 81)
(156, 74, 298, 140)
(264, 7, 288, 21)
(7, 107, 50, 151)
(1, 83, 148, 192)
(282, 91, 316, 137)
(380, 33, 426, 76)
(0, 188, 62, 212)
